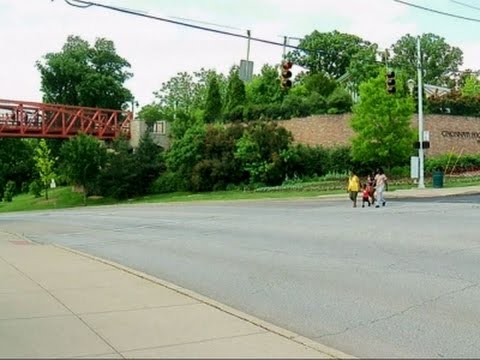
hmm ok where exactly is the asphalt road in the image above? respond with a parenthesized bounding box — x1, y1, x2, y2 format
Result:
(1, 195, 479, 358)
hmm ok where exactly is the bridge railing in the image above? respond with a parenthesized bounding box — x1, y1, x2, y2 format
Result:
(0, 99, 132, 139)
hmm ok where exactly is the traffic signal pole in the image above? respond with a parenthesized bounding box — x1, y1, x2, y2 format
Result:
(417, 36, 425, 189)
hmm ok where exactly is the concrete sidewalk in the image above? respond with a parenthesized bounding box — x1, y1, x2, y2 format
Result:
(0, 231, 354, 359)
(386, 184, 480, 199)
(318, 184, 480, 201)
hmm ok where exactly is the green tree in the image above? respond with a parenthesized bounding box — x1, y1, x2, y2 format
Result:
(153, 69, 226, 120)
(224, 68, 246, 114)
(0, 139, 35, 199)
(246, 64, 284, 105)
(133, 132, 165, 195)
(166, 122, 207, 190)
(326, 87, 353, 114)
(36, 35, 133, 109)
(138, 103, 164, 130)
(154, 71, 197, 118)
(461, 74, 480, 96)
(288, 30, 372, 78)
(60, 133, 107, 204)
(350, 72, 415, 170)
(300, 72, 337, 97)
(99, 137, 137, 200)
(33, 139, 56, 200)
(235, 122, 292, 185)
(191, 124, 247, 191)
(203, 75, 223, 123)
(346, 45, 384, 92)
(390, 33, 463, 87)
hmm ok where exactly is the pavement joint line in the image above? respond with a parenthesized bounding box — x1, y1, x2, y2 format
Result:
(51, 243, 356, 359)
(74, 301, 201, 316)
(0, 313, 76, 322)
(0, 240, 125, 359)
(118, 330, 269, 354)
(70, 352, 121, 359)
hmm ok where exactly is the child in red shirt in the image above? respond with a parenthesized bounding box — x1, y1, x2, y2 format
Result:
(361, 183, 371, 208)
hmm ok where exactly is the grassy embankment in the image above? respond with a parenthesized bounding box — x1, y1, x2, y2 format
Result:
(1, 174, 479, 213)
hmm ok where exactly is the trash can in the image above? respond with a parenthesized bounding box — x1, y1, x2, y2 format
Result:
(432, 170, 444, 188)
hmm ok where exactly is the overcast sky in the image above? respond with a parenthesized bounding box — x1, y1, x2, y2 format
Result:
(1, 0, 480, 108)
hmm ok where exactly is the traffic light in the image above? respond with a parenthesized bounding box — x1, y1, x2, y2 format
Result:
(386, 71, 396, 94)
(281, 61, 293, 89)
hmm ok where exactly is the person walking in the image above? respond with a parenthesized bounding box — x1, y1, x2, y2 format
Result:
(347, 170, 361, 208)
(374, 168, 388, 208)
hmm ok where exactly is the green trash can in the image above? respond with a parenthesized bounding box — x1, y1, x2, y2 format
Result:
(432, 170, 444, 188)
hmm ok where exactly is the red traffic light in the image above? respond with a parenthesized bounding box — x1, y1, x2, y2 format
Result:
(282, 61, 293, 70)
(280, 61, 293, 89)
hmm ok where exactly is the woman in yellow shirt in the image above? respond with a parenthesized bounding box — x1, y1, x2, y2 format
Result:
(347, 170, 361, 208)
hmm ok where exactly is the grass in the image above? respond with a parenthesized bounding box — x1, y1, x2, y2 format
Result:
(1, 175, 480, 213)
(0, 187, 116, 213)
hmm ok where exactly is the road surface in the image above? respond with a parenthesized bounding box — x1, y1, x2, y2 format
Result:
(1, 195, 479, 358)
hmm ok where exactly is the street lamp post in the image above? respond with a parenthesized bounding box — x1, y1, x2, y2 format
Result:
(417, 36, 425, 189)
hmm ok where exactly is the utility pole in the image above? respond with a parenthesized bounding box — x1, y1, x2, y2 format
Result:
(417, 36, 425, 189)
(246, 30, 251, 61)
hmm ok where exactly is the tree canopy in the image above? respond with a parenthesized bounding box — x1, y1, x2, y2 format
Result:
(36, 35, 133, 109)
(391, 33, 463, 87)
(350, 71, 415, 169)
(288, 30, 372, 78)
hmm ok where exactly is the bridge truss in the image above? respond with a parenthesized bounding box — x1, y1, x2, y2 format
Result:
(0, 99, 132, 139)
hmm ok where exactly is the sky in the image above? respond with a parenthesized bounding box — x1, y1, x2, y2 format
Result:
(1, 0, 480, 109)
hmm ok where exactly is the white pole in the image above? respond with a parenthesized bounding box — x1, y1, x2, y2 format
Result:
(417, 36, 425, 189)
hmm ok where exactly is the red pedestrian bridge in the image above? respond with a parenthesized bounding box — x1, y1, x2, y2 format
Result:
(0, 99, 132, 139)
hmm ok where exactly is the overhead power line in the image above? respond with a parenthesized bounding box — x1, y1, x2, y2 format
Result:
(393, 0, 480, 23)
(450, 0, 480, 12)
(61, 0, 310, 53)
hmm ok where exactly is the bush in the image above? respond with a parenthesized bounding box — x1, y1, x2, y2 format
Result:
(191, 159, 226, 192)
(427, 91, 480, 116)
(151, 171, 187, 194)
(3, 181, 15, 202)
(327, 87, 352, 114)
(224, 105, 245, 122)
(389, 166, 410, 178)
(281, 144, 329, 179)
(281, 94, 311, 119)
(425, 153, 480, 174)
(29, 180, 42, 198)
(326, 146, 353, 173)
(305, 93, 327, 115)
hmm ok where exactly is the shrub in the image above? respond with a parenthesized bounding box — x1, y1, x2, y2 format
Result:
(389, 166, 410, 178)
(327, 87, 352, 114)
(224, 105, 245, 122)
(426, 91, 480, 116)
(29, 180, 43, 198)
(326, 146, 353, 173)
(425, 153, 480, 174)
(305, 93, 327, 115)
(151, 171, 186, 194)
(191, 159, 226, 192)
(280, 144, 329, 179)
(3, 181, 15, 202)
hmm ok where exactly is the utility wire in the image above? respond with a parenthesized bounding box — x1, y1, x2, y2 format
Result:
(168, 15, 246, 32)
(64, 0, 92, 8)
(393, 0, 480, 23)
(450, 0, 480, 12)
(62, 0, 311, 53)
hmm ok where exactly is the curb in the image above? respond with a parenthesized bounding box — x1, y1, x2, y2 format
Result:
(52, 243, 356, 359)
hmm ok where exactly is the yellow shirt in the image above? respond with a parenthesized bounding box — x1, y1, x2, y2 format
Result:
(348, 175, 361, 192)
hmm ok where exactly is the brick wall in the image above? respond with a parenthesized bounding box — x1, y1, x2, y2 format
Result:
(278, 114, 480, 156)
